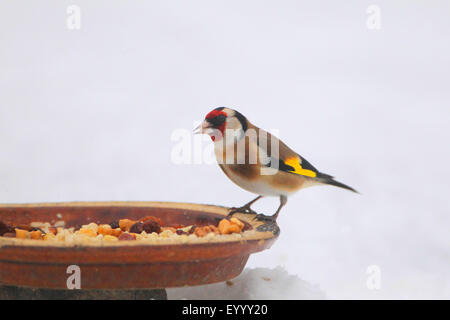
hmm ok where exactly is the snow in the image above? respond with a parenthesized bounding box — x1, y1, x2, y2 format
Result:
(0, 1, 449, 299)
(168, 267, 326, 300)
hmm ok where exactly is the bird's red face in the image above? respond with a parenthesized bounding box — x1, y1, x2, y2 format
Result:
(194, 108, 228, 141)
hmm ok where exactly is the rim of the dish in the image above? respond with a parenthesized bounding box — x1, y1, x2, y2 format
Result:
(0, 201, 279, 248)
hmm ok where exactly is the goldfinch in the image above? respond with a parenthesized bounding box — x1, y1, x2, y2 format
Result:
(194, 107, 357, 221)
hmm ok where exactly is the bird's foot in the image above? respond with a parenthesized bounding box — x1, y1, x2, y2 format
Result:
(253, 213, 277, 223)
(227, 205, 258, 217)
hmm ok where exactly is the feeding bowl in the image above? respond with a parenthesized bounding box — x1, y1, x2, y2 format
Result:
(0, 202, 279, 290)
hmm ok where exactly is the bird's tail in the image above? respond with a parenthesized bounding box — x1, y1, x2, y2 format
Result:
(316, 173, 359, 193)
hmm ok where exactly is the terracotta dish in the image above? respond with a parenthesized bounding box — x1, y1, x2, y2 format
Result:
(0, 202, 279, 289)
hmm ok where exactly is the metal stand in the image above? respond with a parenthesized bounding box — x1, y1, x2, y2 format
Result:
(0, 285, 167, 300)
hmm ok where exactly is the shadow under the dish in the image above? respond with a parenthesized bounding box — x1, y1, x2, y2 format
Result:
(0, 285, 167, 300)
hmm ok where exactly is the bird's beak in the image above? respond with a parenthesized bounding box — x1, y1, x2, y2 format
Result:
(193, 120, 210, 134)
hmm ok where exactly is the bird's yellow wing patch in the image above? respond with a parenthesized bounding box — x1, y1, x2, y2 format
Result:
(284, 157, 317, 178)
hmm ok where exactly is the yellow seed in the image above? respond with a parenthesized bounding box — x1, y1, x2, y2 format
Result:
(98, 224, 113, 235)
(30, 230, 43, 240)
(230, 217, 244, 229)
(79, 228, 97, 237)
(103, 235, 118, 241)
(15, 228, 29, 239)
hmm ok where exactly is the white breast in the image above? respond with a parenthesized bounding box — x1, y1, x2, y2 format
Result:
(220, 166, 289, 197)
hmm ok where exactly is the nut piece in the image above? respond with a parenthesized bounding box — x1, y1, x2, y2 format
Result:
(119, 219, 136, 232)
(79, 228, 97, 237)
(230, 217, 245, 229)
(82, 222, 98, 233)
(103, 235, 119, 242)
(218, 219, 230, 234)
(194, 227, 208, 237)
(129, 222, 144, 234)
(218, 218, 243, 234)
(111, 228, 123, 237)
(30, 230, 43, 240)
(118, 233, 136, 241)
(194, 225, 220, 237)
(98, 224, 113, 236)
(209, 225, 219, 234)
(15, 228, 29, 239)
(142, 220, 161, 234)
(140, 216, 163, 226)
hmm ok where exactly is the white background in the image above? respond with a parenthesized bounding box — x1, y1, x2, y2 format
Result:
(1, 1, 449, 299)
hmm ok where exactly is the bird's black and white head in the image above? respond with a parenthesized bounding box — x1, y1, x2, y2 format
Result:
(194, 107, 248, 142)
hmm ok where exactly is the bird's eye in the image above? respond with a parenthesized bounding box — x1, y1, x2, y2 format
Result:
(208, 114, 226, 127)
